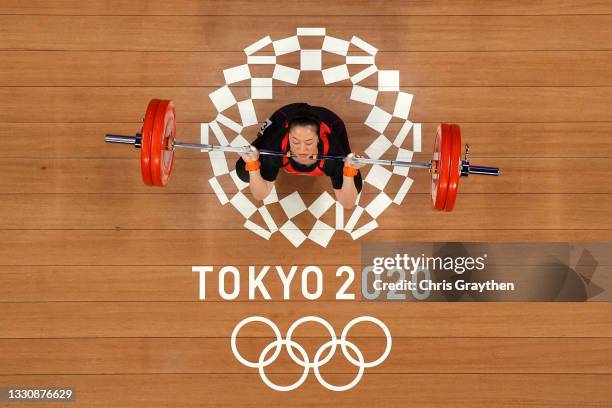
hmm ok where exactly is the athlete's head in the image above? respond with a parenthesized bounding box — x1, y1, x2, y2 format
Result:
(288, 109, 320, 165)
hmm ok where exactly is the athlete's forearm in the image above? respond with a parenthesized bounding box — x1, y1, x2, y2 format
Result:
(248, 170, 274, 201)
(336, 176, 359, 209)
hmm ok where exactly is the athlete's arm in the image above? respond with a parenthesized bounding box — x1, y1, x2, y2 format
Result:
(248, 171, 274, 201)
(239, 147, 275, 201)
(334, 153, 365, 209)
(334, 176, 359, 209)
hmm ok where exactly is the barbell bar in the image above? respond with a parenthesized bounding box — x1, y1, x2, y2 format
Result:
(104, 133, 440, 170)
(104, 99, 500, 211)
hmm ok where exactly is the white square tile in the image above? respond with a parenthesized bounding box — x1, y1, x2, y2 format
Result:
(297, 27, 326, 36)
(301, 50, 322, 71)
(343, 206, 364, 233)
(364, 135, 392, 160)
(237, 99, 258, 127)
(209, 85, 237, 112)
(273, 64, 300, 84)
(200, 123, 209, 145)
(392, 120, 413, 147)
(208, 177, 228, 205)
(413, 122, 422, 152)
(247, 56, 276, 65)
(230, 134, 249, 148)
(244, 36, 272, 55)
(378, 70, 400, 92)
(208, 150, 229, 176)
(350, 35, 378, 55)
(244, 220, 272, 240)
(350, 220, 378, 240)
(258, 206, 278, 232)
(393, 148, 413, 176)
(335, 201, 344, 230)
(251, 78, 273, 100)
(350, 65, 378, 84)
(364, 192, 393, 219)
(308, 220, 336, 248)
(308, 191, 336, 218)
(365, 165, 393, 190)
(322, 36, 350, 56)
(393, 177, 414, 205)
(322, 65, 350, 84)
(216, 113, 243, 134)
(350, 85, 378, 105)
(230, 192, 258, 219)
(392, 91, 413, 119)
(223, 64, 251, 84)
(365, 106, 392, 134)
(209, 120, 229, 145)
(279, 220, 308, 247)
(273, 35, 300, 56)
(346, 56, 375, 65)
(279, 191, 307, 218)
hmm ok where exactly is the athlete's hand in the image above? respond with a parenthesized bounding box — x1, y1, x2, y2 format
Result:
(344, 153, 366, 170)
(239, 145, 260, 163)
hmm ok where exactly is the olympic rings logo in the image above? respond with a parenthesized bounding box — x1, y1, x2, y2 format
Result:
(231, 315, 392, 392)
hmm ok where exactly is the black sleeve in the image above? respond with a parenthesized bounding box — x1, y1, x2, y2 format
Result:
(236, 157, 249, 182)
(235, 107, 287, 183)
(329, 118, 352, 154)
(325, 117, 362, 193)
(260, 155, 281, 182)
(252, 106, 292, 145)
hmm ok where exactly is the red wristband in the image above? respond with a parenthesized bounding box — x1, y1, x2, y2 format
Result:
(343, 166, 359, 177)
(245, 160, 261, 172)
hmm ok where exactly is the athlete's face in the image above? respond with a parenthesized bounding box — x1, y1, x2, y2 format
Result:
(289, 125, 319, 165)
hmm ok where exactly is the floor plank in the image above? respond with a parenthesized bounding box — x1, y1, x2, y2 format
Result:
(1, 302, 611, 338)
(1, 338, 611, 374)
(1, 230, 611, 266)
(3, 16, 612, 51)
(0, 194, 610, 230)
(2, 51, 612, 86)
(0, 374, 610, 407)
(2, 0, 611, 16)
(2, 86, 611, 123)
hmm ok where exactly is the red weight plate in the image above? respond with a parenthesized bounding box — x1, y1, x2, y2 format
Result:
(150, 100, 176, 187)
(140, 99, 160, 186)
(444, 124, 462, 212)
(431, 124, 452, 210)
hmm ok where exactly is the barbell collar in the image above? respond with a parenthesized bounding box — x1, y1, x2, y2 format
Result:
(105, 134, 142, 147)
(105, 135, 134, 144)
(461, 161, 500, 176)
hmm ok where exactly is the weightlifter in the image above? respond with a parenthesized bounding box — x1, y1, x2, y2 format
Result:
(236, 103, 364, 208)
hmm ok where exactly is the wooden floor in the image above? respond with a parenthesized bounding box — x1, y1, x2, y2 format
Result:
(1, 1, 612, 406)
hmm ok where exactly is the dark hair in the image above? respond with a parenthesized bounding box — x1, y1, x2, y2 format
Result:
(288, 109, 320, 136)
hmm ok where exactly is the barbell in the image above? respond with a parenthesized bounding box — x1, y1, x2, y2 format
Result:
(104, 99, 500, 211)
